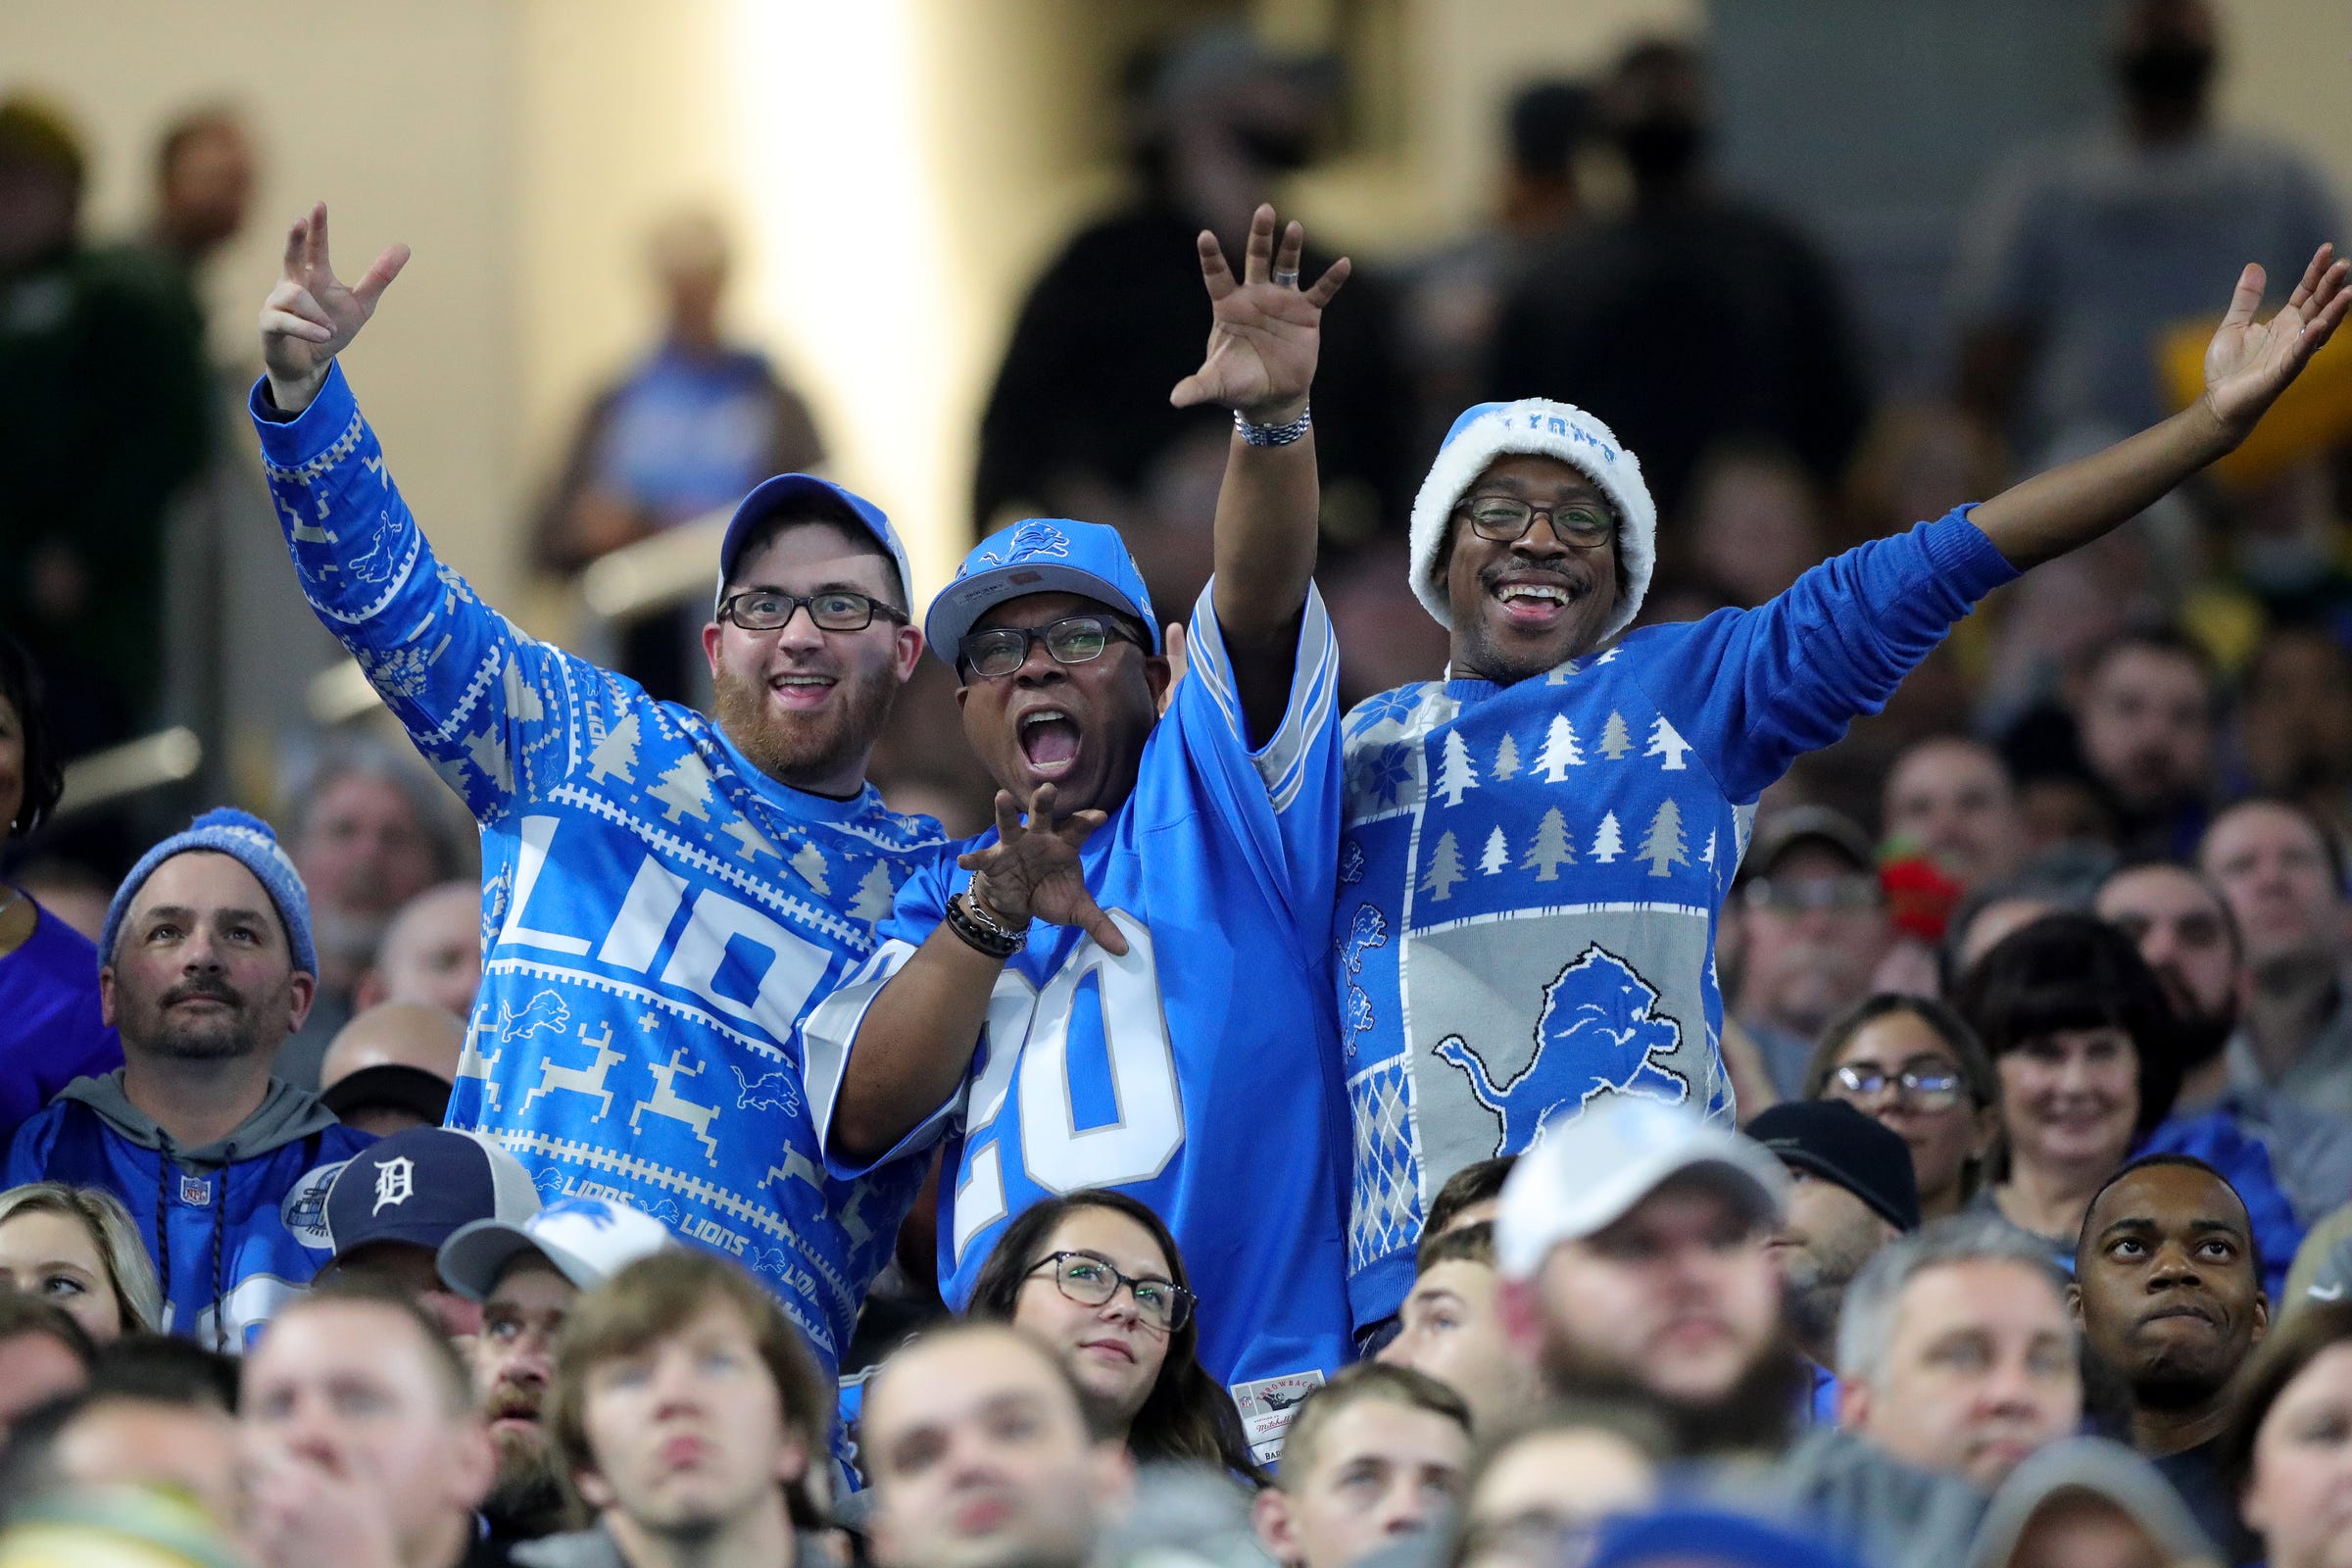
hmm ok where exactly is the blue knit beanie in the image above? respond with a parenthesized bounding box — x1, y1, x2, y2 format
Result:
(100, 808, 318, 976)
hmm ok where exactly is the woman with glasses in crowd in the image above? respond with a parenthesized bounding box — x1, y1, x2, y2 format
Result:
(968, 1189, 1266, 1484)
(2221, 1298, 2352, 1568)
(0, 634, 122, 1156)
(1805, 995, 2001, 1223)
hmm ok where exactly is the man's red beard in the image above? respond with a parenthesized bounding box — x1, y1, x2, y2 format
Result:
(711, 658, 897, 792)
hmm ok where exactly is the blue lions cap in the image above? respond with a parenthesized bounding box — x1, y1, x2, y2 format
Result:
(714, 474, 914, 617)
(924, 518, 1160, 670)
(323, 1126, 541, 1260)
(101, 808, 316, 976)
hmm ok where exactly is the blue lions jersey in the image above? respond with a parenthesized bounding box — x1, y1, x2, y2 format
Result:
(251, 366, 950, 1380)
(1338, 511, 2021, 1328)
(808, 584, 1353, 1459)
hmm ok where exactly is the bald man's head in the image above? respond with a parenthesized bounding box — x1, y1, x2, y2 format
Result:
(323, 1002, 465, 1089)
(357, 881, 482, 1018)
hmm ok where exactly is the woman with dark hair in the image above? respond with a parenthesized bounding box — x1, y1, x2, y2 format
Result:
(1804, 994, 2000, 1222)
(2220, 1298, 2352, 1568)
(968, 1189, 1265, 1483)
(0, 633, 120, 1152)
(1953, 913, 2301, 1292)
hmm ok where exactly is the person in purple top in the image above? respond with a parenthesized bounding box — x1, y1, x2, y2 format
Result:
(0, 632, 122, 1152)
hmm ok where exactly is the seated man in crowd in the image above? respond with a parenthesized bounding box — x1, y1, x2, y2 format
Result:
(318, 1000, 466, 1137)
(1378, 1223, 1519, 1433)
(0, 1343, 243, 1530)
(2072, 1152, 2269, 1558)
(320, 1125, 542, 1338)
(1731, 810, 1893, 1100)
(539, 1251, 830, 1568)
(3, 808, 375, 1349)
(437, 1196, 675, 1545)
(1747, 1101, 1918, 1413)
(240, 1277, 499, 1568)
(809, 208, 1358, 1412)
(0, 1297, 94, 1444)
(2068, 629, 2219, 860)
(354, 880, 483, 1018)
(1423, 1157, 1515, 1240)
(1834, 1215, 2082, 1492)
(1880, 735, 2028, 896)
(2198, 799, 2352, 1118)
(2095, 857, 2352, 1224)
(860, 1321, 1131, 1568)
(1252, 1363, 1472, 1568)
(1494, 1098, 1982, 1568)
(1337, 240, 2346, 1336)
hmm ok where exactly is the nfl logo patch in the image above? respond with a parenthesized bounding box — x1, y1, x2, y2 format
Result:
(178, 1174, 213, 1206)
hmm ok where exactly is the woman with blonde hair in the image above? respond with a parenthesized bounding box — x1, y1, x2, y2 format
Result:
(0, 1183, 162, 1342)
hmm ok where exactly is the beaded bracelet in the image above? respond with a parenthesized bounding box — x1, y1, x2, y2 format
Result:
(1235, 404, 1312, 448)
(944, 890, 1025, 959)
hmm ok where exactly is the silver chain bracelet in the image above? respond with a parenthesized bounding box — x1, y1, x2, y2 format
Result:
(1235, 404, 1312, 448)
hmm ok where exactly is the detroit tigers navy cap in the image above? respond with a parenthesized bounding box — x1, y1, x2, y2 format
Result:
(715, 474, 914, 617)
(924, 517, 1161, 670)
(324, 1126, 541, 1260)
(438, 1195, 676, 1301)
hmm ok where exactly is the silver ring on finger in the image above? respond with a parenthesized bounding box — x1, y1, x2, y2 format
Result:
(1273, 270, 1300, 288)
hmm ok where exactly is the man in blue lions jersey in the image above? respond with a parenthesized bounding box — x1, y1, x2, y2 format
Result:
(248, 204, 948, 1388)
(807, 207, 1353, 1461)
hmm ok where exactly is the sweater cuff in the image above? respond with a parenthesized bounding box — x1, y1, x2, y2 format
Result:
(1923, 504, 2023, 601)
(248, 362, 358, 461)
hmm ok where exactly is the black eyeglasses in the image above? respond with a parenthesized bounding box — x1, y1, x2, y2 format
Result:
(958, 615, 1141, 679)
(1025, 1250, 1195, 1332)
(1453, 496, 1617, 550)
(717, 589, 908, 633)
(1829, 1060, 1967, 1112)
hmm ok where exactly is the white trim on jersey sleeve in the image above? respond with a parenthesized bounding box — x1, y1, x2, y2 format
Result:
(1185, 580, 1340, 816)
(799, 938, 964, 1175)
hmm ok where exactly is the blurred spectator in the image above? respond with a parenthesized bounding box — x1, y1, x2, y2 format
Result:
(1838, 402, 2010, 554)
(1806, 996, 2001, 1223)
(1680, 442, 1828, 610)
(2072, 1155, 2267, 1557)
(0, 1297, 91, 1443)
(318, 1002, 462, 1136)
(6, 860, 106, 945)
(540, 1251, 830, 1568)
(1444, 1400, 1666, 1568)
(1424, 1157, 1515, 1240)
(0, 95, 211, 753)
(240, 1279, 496, 1568)
(533, 206, 826, 702)
(1963, 1438, 2218, 1568)
(2222, 1298, 2352, 1568)
(1491, 37, 1868, 522)
(355, 880, 483, 1019)
(972, 24, 1408, 604)
(0, 1183, 162, 1342)
(966, 1189, 1262, 1477)
(1399, 80, 1593, 451)
(2235, 620, 2352, 837)
(2097, 859, 2352, 1227)
(277, 740, 466, 1088)
(1953, 0, 2340, 454)
(862, 1321, 1131, 1568)
(1, 1375, 241, 1532)
(1941, 874, 2082, 988)
(436, 1197, 673, 1547)
(1748, 1102, 1918, 1400)
(0, 633, 122, 1154)
(1835, 1215, 2082, 1492)
(1588, 1508, 1873, 1568)
(1882, 738, 2029, 896)
(2067, 629, 2217, 861)
(1733, 809, 1893, 1100)
(1377, 1224, 1517, 1435)
(319, 1127, 540, 1339)
(114, 105, 256, 368)
(1251, 1364, 1470, 1568)
(1, 808, 375, 1349)
(2197, 799, 2352, 1117)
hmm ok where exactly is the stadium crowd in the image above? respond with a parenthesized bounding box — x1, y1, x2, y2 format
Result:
(10, 4, 2352, 1567)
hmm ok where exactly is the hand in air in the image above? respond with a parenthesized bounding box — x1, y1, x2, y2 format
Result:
(958, 786, 1128, 956)
(2202, 242, 2349, 441)
(1168, 203, 1350, 420)
(258, 201, 411, 413)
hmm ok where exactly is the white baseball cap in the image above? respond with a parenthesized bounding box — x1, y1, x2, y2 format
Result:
(437, 1196, 677, 1301)
(1494, 1097, 1789, 1280)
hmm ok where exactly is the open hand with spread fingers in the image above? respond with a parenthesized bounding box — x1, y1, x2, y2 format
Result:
(958, 786, 1128, 956)
(2202, 242, 2350, 442)
(1168, 203, 1350, 421)
(258, 201, 411, 415)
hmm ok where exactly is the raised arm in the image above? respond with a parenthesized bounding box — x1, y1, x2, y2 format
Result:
(258, 202, 410, 415)
(1171, 204, 1350, 747)
(1973, 245, 2347, 569)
